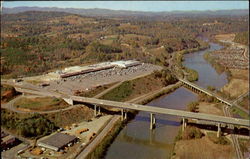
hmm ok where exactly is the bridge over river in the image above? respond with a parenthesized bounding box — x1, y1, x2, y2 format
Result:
(13, 86, 249, 137)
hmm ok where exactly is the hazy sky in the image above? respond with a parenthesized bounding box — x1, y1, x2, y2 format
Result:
(3, 1, 249, 12)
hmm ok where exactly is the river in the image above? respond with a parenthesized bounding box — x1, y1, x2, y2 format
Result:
(105, 42, 228, 159)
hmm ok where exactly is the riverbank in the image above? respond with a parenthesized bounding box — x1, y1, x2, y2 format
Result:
(171, 35, 249, 159)
(75, 68, 182, 158)
(203, 34, 249, 116)
(173, 44, 209, 81)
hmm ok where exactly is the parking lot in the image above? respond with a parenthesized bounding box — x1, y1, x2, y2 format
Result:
(45, 63, 162, 95)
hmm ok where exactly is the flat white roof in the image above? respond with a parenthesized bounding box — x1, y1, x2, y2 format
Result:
(61, 60, 140, 74)
(111, 60, 140, 67)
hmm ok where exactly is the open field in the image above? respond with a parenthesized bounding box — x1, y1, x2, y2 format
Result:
(215, 34, 235, 42)
(100, 72, 168, 102)
(13, 97, 69, 111)
(221, 69, 249, 99)
(74, 82, 118, 97)
(222, 78, 249, 98)
(239, 95, 249, 110)
(197, 102, 224, 116)
(172, 136, 235, 159)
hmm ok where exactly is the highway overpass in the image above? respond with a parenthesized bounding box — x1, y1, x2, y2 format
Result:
(14, 87, 249, 128)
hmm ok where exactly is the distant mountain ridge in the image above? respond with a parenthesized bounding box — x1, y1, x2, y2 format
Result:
(2, 7, 249, 17)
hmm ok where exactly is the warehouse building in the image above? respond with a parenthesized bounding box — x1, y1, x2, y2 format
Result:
(38, 133, 78, 152)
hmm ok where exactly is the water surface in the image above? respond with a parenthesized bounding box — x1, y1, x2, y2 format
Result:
(105, 42, 228, 159)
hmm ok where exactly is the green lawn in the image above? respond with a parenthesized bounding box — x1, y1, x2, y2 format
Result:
(100, 81, 133, 102)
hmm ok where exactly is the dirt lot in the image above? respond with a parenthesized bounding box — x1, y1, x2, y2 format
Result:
(197, 102, 224, 116)
(172, 136, 235, 159)
(215, 34, 235, 42)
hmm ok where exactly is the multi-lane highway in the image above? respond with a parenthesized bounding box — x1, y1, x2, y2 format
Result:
(11, 83, 249, 127)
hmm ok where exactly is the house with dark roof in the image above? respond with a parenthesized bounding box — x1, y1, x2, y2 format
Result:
(38, 133, 78, 151)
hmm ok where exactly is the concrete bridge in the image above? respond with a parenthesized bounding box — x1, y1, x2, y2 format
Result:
(178, 78, 249, 114)
(178, 78, 232, 105)
(13, 86, 249, 138)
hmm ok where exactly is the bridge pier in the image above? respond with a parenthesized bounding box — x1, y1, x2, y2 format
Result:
(182, 118, 187, 131)
(98, 106, 101, 115)
(121, 109, 127, 121)
(124, 110, 127, 120)
(120, 109, 127, 121)
(217, 123, 221, 138)
(94, 105, 97, 117)
(94, 105, 101, 117)
(150, 113, 156, 130)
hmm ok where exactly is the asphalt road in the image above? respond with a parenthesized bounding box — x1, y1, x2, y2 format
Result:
(12, 85, 249, 127)
(75, 115, 120, 159)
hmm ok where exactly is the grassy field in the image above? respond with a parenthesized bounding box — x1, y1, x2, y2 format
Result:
(230, 106, 249, 119)
(221, 69, 249, 98)
(75, 82, 117, 97)
(100, 73, 165, 102)
(239, 95, 249, 110)
(238, 138, 250, 156)
(14, 97, 69, 111)
(207, 132, 231, 145)
(172, 134, 235, 159)
(100, 81, 133, 102)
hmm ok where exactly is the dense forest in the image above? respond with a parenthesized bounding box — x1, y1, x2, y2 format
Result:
(1, 11, 248, 78)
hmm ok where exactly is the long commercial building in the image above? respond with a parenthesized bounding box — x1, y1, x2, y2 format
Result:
(60, 60, 141, 78)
